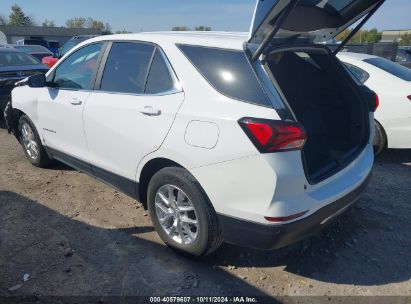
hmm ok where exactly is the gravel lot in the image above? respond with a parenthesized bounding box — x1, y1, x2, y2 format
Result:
(1, 119, 411, 301)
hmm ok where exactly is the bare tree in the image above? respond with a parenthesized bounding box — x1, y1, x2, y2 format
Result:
(65, 17, 87, 28)
(195, 26, 211, 31)
(65, 17, 112, 34)
(172, 26, 190, 31)
(0, 14, 7, 25)
(42, 19, 56, 27)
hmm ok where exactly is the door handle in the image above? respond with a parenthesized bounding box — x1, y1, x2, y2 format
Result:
(70, 98, 83, 106)
(140, 106, 161, 116)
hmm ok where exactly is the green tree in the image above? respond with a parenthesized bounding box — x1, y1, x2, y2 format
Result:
(336, 28, 382, 44)
(172, 26, 190, 31)
(335, 29, 351, 42)
(42, 19, 55, 27)
(8, 4, 34, 26)
(400, 33, 411, 46)
(195, 26, 211, 31)
(363, 28, 382, 43)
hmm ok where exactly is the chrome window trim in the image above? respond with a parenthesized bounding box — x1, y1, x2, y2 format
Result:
(156, 46, 183, 93)
(93, 88, 183, 97)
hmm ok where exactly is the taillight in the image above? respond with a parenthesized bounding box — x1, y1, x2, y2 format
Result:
(239, 118, 307, 153)
(375, 94, 380, 111)
(407, 95, 411, 101)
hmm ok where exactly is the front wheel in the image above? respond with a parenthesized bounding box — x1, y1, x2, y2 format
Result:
(18, 115, 53, 167)
(147, 167, 223, 257)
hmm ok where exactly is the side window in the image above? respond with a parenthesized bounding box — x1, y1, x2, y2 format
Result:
(344, 62, 370, 84)
(178, 45, 271, 107)
(100, 42, 155, 94)
(53, 43, 102, 90)
(145, 49, 175, 94)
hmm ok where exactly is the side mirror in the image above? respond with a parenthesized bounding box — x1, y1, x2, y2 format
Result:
(28, 74, 46, 88)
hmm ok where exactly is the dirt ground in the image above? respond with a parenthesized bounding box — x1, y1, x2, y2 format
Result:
(1, 119, 411, 301)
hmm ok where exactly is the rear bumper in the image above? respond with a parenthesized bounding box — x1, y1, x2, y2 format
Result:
(218, 172, 371, 250)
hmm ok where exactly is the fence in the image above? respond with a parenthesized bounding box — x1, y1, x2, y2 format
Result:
(329, 42, 399, 61)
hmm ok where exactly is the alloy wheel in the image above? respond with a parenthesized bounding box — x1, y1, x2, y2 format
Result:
(154, 184, 199, 245)
(21, 122, 39, 160)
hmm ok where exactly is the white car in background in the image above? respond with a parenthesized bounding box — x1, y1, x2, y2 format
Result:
(338, 52, 411, 155)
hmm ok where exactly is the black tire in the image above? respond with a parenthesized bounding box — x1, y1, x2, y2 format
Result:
(147, 167, 223, 257)
(18, 115, 53, 167)
(373, 120, 387, 157)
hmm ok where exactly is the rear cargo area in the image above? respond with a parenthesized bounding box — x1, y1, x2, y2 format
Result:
(266, 48, 369, 183)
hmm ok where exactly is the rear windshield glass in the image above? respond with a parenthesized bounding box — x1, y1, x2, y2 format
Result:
(343, 62, 370, 84)
(178, 45, 271, 107)
(14, 45, 50, 53)
(25, 40, 49, 48)
(300, 0, 379, 18)
(364, 57, 411, 81)
(0, 52, 39, 66)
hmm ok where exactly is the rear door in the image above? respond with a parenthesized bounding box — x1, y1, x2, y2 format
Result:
(247, 0, 384, 58)
(83, 41, 184, 181)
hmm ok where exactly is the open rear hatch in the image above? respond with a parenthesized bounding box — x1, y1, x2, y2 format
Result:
(246, 0, 383, 183)
(247, 0, 385, 60)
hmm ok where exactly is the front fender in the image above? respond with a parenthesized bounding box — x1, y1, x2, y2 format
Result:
(11, 86, 42, 135)
(3, 100, 20, 139)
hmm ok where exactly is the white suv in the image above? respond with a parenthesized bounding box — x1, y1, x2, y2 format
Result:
(5, 0, 382, 256)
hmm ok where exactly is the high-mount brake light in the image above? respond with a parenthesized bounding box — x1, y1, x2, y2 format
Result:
(239, 118, 307, 153)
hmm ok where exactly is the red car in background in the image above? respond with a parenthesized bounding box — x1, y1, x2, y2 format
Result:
(42, 35, 99, 68)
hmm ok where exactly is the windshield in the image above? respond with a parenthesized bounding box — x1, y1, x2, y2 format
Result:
(14, 45, 51, 53)
(364, 57, 411, 81)
(397, 49, 411, 63)
(60, 38, 88, 57)
(0, 52, 40, 67)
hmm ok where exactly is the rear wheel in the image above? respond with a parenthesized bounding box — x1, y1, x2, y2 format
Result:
(18, 115, 53, 167)
(373, 120, 387, 157)
(147, 167, 223, 257)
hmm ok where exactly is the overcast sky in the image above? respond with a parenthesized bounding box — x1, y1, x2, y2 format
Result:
(1, 0, 410, 32)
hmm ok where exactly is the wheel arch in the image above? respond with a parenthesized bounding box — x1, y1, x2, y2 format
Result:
(138, 157, 185, 209)
(4, 104, 26, 141)
(374, 118, 388, 150)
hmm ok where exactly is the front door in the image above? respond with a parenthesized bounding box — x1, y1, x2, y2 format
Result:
(38, 43, 104, 160)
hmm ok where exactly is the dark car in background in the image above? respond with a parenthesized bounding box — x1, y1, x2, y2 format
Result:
(0, 48, 48, 119)
(397, 47, 411, 68)
(13, 45, 54, 62)
(16, 39, 50, 49)
(42, 35, 99, 68)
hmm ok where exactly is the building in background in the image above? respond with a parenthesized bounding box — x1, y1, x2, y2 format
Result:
(381, 29, 411, 43)
(0, 26, 101, 46)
